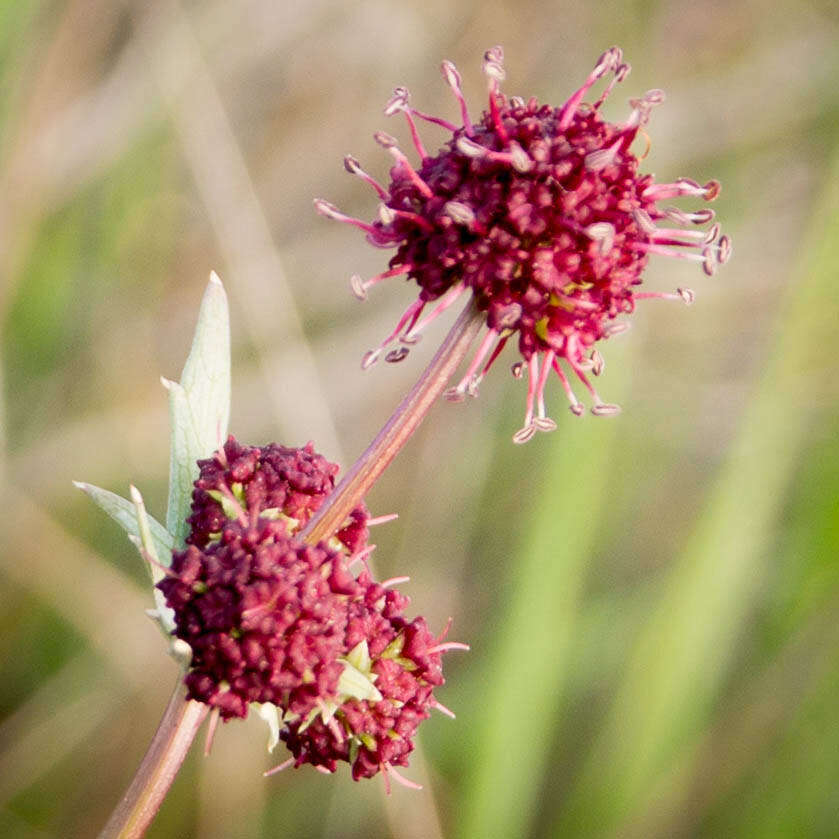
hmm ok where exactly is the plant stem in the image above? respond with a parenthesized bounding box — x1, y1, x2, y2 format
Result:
(300, 297, 483, 545)
(100, 297, 482, 837)
(99, 676, 208, 839)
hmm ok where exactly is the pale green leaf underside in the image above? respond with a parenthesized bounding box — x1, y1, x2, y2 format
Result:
(74, 481, 174, 572)
(165, 272, 231, 547)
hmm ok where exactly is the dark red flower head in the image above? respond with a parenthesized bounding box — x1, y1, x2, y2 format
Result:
(316, 46, 731, 443)
(187, 435, 368, 554)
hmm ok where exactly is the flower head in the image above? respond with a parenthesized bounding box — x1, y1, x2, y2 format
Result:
(317, 47, 731, 442)
(158, 435, 464, 785)
(187, 435, 369, 554)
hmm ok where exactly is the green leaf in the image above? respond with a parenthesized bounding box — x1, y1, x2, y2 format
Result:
(73, 481, 174, 570)
(165, 272, 231, 547)
(73, 481, 177, 635)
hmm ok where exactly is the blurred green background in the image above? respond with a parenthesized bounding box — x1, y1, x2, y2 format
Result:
(1, 0, 838, 837)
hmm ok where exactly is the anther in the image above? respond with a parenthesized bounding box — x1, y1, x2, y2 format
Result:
(703, 222, 721, 244)
(717, 235, 732, 263)
(384, 86, 410, 116)
(512, 424, 537, 444)
(385, 347, 410, 363)
(444, 201, 476, 225)
(511, 361, 524, 379)
(569, 403, 585, 416)
(350, 274, 367, 300)
(510, 95, 525, 107)
(702, 247, 716, 276)
(378, 204, 397, 225)
(604, 321, 631, 337)
(593, 46, 622, 79)
(313, 198, 342, 219)
(373, 131, 398, 149)
(703, 180, 721, 201)
(590, 349, 605, 376)
(585, 139, 622, 171)
(456, 136, 487, 158)
(586, 222, 616, 255)
(483, 46, 506, 82)
(361, 349, 381, 369)
(533, 417, 557, 433)
(509, 141, 534, 173)
(440, 59, 474, 135)
(443, 385, 467, 403)
(677, 287, 695, 305)
(591, 402, 621, 416)
(632, 208, 658, 234)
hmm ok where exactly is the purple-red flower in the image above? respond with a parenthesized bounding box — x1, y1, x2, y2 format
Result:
(158, 436, 465, 786)
(187, 436, 369, 554)
(316, 47, 731, 442)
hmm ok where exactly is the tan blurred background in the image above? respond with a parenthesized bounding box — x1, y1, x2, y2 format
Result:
(1, 0, 838, 836)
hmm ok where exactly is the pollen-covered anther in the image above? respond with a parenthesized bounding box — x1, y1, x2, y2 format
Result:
(350, 274, 367, 300)
(385, 347, 410, 363)
(585, 222, 616, 255)
(384, 86, 410, 116)
(591, 401, 622, 417)
(361, 349, 382, 369)
(444, 201, 476, 225)
(482, 46, 506, 83)
(678, 287, 695, 305)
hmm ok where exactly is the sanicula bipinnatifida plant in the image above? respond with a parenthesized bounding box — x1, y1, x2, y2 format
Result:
(79, 46, 729, 837)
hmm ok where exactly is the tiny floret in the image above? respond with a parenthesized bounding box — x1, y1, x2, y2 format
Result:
(318, 47, 730, 442)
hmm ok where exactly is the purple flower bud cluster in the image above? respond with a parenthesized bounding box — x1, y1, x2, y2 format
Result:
(158, 436, 459, 783)
(187, 436, 368, 554)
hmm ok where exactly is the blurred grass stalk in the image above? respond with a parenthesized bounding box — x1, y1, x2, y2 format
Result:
(457, 138, 839, 838)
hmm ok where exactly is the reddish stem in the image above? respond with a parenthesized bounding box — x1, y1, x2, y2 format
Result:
(300, 297, 483, 545)
(99, 677, 208, 839)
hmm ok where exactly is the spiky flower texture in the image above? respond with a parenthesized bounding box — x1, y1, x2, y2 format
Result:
(316, 47, 730, 442)
(158, 437, 464, 786)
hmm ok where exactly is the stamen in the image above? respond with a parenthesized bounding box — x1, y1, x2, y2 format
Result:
(403, 282, 467, 343)
(443, 327, 499, 401)
(550, 355, 584, 415)
(384, 762, 423, 792)
(456, 136, 533, 171)
(624, 89, 665, 131)
(593, 61, 631, 110)
(350, 264, 410, 301)
(381, 575, 410, 588)
(483, 46, 510, 143)
(566, 349, 621, 416)
(634, 288, 695, 305)
(410, 106, 458, 132)
(663, 206, 715, 226)
(585, 138, 623, 171)
(384, 86, 428, 160)
(585, 221, 616, 255)
(441, 59, 474, 135)
(313, 198, 396, 243)
(533, 349, 558, 432)
(642, 178, 720, 202)
(373, 132, 433, 198)
(366, 512, 399, 527)
(431, 700, 456, 719)
(716, 234, 732, 264)
(348, 544, 376, 570)
(426, 641, 471, 654)
(558, 46, 622, 130)
(511, 360, 524, 379)
(343, 155, 389, 199)
(603, 321, 631, 337)
(263, 757, 295, 778)
(385, 347, 410, 363)
(512, 355, 540, 444)
(479, 333, 510, 379)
